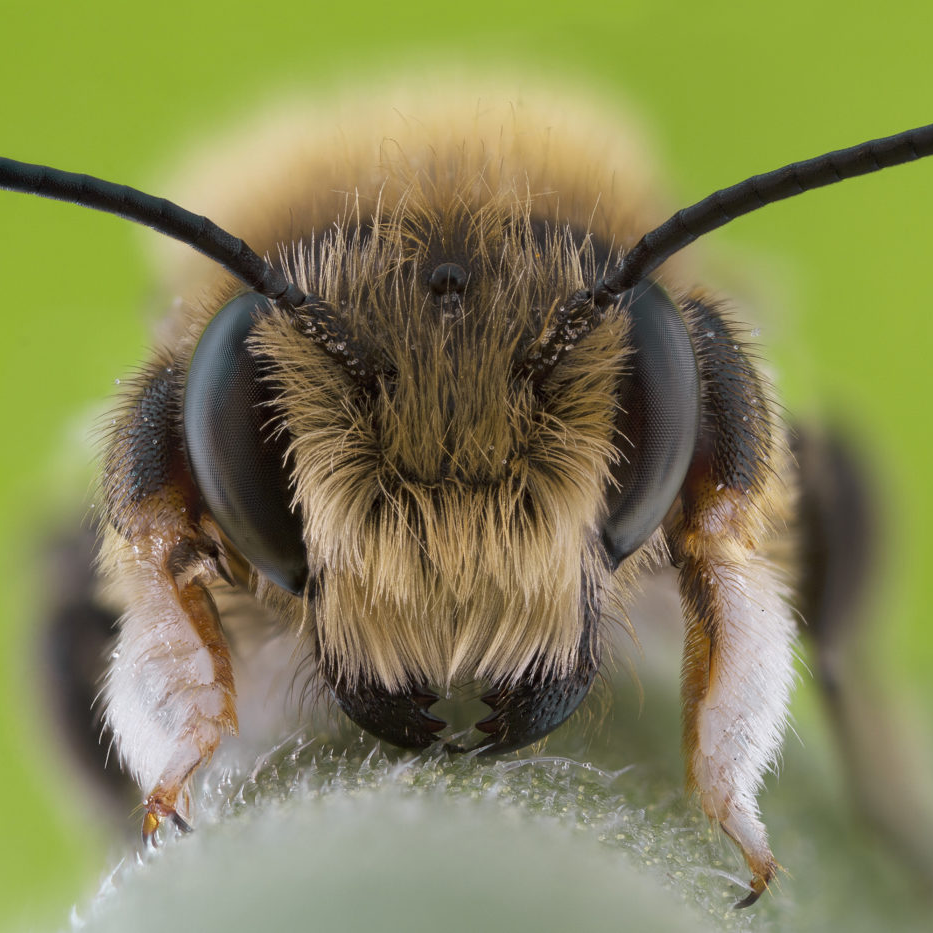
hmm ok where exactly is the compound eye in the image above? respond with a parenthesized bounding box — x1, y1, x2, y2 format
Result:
(183, 292, 308, 593)
(601, 281, 701, 565)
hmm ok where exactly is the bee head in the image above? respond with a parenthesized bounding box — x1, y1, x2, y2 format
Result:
(186, 180, 655, 750)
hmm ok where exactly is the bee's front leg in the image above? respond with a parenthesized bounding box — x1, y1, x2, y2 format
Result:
(670, 298, 797, 907)
(99, 361, 238, 842)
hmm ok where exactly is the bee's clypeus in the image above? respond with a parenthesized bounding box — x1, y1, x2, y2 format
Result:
(3, 90, 931, 909)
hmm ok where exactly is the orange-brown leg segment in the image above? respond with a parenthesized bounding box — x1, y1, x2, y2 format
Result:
(98, 361, 238, 841)
(670, 297, 797, 907)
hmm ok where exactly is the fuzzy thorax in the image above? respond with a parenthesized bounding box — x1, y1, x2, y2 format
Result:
(251, 184, 629, 693)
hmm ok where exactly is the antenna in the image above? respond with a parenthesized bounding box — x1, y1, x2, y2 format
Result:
(0, 157, 308, 308)
(599, 122, 933, 299)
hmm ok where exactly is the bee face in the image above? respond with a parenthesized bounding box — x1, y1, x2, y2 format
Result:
(87, 93, 698, 753)
(106, 110, 701, 753)
(7, 81, 932, 911)
(178, 223, 621, 750)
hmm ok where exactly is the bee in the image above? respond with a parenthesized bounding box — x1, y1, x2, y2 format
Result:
(3, 87, 931, 909)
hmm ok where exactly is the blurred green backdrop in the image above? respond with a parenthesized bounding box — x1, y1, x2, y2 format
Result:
(2, 2, 932, 930)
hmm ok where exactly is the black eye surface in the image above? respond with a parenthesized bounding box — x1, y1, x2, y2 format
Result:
(428, 261, 468, 295)
(183, 293, 308, 593)
(601, 281, 700, 564)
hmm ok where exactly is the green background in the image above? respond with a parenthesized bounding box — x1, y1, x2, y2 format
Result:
(2, 2, 932, 930)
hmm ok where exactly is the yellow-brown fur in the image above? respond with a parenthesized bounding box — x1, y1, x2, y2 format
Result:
(253, 195, 627, 691)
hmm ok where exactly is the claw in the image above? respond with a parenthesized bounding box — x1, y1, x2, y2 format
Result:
(733, 873, 769, 909)
(171, 810, 194, 834)
(716, 811, 778, 908)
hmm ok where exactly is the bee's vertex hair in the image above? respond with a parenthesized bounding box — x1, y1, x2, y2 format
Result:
(154, 81, 681, 322)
